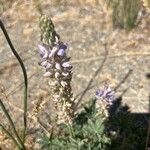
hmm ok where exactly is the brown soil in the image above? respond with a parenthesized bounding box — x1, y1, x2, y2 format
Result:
(0, 0, 150, 149)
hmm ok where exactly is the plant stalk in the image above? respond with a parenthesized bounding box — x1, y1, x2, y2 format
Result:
(0, 99, 26, 149)
(0, 123, 21, 149)
(0, 19, 28, 143)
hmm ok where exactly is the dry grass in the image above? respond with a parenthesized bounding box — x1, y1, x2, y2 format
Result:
(0, 0, 150, 149)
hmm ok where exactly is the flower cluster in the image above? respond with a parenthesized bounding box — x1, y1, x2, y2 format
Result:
(96, 86, 115, 106)
(38, 42, 72, 85)
(95, 86, 115, 116)
(38, 15, 74, 124)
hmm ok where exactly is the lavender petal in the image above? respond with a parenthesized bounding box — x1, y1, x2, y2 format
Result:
(57, 49, 65, 56)
(41, 60, 48, 67)
(59, 43, 67, 50)
(38, 44, 49, 58)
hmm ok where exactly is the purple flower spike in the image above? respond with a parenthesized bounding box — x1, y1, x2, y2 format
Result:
(96, 86, 115, 105)
(38, 44, 49, 58)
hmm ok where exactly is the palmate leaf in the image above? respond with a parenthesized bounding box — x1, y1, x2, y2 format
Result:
(68, 137, 85, 149)
(39, 99, 110, 150)
(82, 118, 104, 136)
(40, 135, 51, 149)
(73, 99, 97, 127)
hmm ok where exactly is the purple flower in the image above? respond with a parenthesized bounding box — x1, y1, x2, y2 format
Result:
(38, 44, 49, 58)
(57, 49, 65, 56)
(38, 40, 72, 82)
(41, 60, 48, 67)
(46, 63, 52, 69)
(59, 43, 67, 50)
(96, 86, 115, 105)
(40, 60, 52, 69)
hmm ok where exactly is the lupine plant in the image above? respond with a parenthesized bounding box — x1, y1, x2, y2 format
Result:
(0, 5, 148, 149)
(38, 15, 74, 125)
(39, 98, 111, 150)
(95, 86, 115, 117)
(37, 15, 148, 150)
(38, 14, 112, 149)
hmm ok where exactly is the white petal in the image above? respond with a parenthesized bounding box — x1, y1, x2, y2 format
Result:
(46, 63, 52, 69)
(62, 72, 69, 77)
(55, 35, 59, 43)
(43, 71, 52, 77)
(41, 60, 48, 67)
(62, 62, 71, 68)
(60, 81, 67, 87)
(49, 47, 58, 58)
(55, 63, 61, 70)
(57, 49, 65, 56)
(55, 72, 60, 79)
(106, 87, 112, 92)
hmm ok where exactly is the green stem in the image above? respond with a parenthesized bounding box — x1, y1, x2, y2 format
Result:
(0, 19, 28, 143)
(0, 124, 21, 149)
(0, 99, 26, 150)
(67, 124, 74, 137)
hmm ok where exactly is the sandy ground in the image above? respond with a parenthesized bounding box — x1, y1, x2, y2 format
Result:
(0, 0, 150, 149)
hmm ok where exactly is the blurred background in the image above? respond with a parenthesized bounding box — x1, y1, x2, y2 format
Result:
(0, 0, 150, 148)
